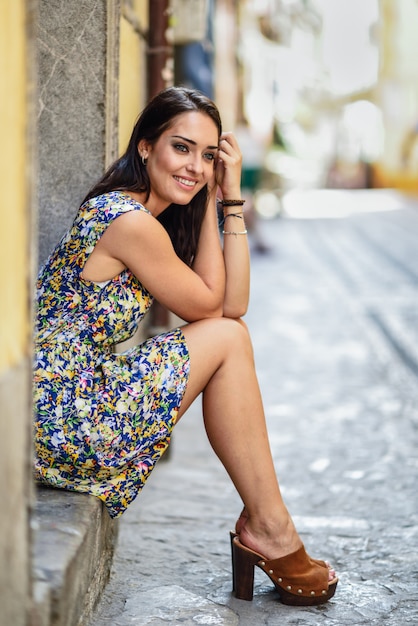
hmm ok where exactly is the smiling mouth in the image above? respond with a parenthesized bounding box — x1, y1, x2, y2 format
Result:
(173, 176, 197, 188)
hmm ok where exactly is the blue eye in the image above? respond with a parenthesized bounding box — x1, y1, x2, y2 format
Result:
(204, 152, 215, 161)
(174, 143, 188, 153)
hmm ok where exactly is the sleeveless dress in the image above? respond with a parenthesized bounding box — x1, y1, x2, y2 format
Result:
(33, 191, 190, 518)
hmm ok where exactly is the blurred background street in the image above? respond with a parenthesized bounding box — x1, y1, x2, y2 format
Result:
(88, 188, 418, 625)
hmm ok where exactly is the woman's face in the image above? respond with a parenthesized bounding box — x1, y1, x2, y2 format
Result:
(140, 111, 219, 215)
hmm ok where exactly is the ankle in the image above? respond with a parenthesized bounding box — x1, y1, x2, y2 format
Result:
(238, 513, 301, 560)
(242, 505, 293, 535)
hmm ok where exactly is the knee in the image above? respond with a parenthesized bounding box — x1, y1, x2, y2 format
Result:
(184, 316, 252, 350)
(182, 317, 254, 369)
(210, 317, 253, 353)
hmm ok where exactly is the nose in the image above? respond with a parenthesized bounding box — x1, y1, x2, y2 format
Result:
(186, 153, 203, 175)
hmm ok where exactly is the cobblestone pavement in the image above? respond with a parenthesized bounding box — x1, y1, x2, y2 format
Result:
(88, 190, 418, 626)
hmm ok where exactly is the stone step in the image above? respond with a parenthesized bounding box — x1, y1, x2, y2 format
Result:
(30, 485, 118, 626)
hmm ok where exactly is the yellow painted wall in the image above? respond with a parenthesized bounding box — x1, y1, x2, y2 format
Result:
(0, 1, 29, 372)
(119, 1, 148, 154)
(0, 4, 32, 623)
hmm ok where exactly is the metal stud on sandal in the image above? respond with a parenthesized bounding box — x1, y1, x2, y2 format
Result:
(231, 534, 338, 606)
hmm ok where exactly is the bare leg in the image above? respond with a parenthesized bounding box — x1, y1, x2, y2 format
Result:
(177, 317, 304, 564)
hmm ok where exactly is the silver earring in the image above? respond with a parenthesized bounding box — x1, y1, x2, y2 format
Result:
(141, 155, 147, 166)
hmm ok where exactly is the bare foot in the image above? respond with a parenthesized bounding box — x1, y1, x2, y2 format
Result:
(235, 507, 336, 582)
(238, 512, 302, 560)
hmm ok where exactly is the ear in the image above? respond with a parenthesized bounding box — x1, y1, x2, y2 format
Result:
(137, 139, 150, 160)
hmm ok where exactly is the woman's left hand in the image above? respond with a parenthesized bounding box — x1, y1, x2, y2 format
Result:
(215, 132, 242, 199)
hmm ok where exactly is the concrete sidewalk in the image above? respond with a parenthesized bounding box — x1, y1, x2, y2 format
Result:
(88, 190, 418, 626)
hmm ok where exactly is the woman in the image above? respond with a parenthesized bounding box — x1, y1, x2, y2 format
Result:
(34, 87, 338, 606)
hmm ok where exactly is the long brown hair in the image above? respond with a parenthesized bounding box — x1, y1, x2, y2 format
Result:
(82, 87, 222, 265)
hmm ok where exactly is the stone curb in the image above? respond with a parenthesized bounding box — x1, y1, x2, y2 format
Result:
(30, 485, 118, 626)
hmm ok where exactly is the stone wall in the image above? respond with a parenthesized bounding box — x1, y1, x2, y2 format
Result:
(37, 0, 120, 265)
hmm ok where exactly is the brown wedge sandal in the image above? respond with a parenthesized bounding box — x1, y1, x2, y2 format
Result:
(231, 534, 338, 606)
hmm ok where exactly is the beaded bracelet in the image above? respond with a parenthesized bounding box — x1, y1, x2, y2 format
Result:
(218, 199, 246, 206)
(222, 229, 248, 235)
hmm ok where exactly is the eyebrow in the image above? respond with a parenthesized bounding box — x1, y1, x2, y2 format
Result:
(171, 134, 218, 150)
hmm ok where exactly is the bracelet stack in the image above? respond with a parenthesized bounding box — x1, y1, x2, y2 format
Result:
(219, 200, 248, 235)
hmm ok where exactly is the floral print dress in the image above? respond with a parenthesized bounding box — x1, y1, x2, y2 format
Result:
(33, 191, 190, 518)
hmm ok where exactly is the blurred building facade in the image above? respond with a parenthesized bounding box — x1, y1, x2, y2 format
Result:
(237, 0, 418, 195)
(0, 0, 417, 623)
(377, 0, 418, 191)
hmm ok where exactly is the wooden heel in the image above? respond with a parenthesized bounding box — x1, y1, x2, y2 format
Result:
(231, 535, 260, 601)
(230, 531, 236, 592)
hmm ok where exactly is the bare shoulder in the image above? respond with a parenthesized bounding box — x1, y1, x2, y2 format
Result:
(81, 204, 173, 283)
(106, 206, 168, 241)
(101, 206, 174, 264)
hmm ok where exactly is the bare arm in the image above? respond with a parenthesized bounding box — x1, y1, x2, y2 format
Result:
(215, 132, 250, 318)
(91, 209, 226, 323)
